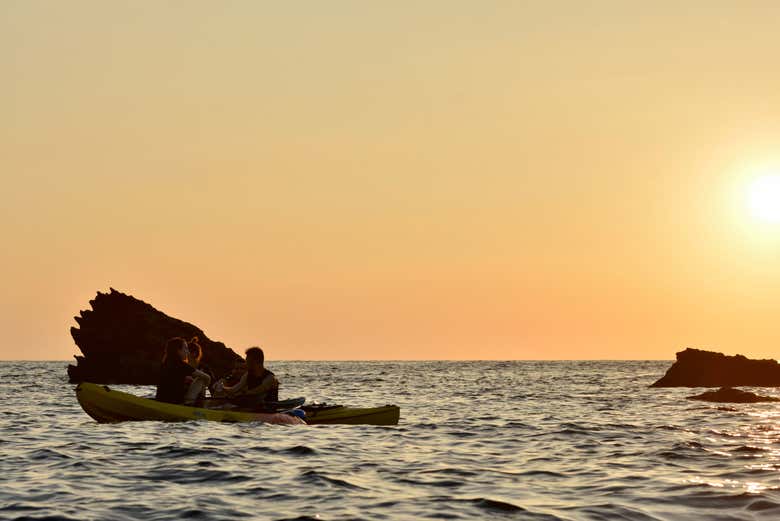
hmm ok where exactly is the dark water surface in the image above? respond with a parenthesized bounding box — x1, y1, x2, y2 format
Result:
(2, 361, 780, 520)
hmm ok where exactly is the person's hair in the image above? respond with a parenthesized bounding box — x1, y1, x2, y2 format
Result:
(162, 337, 187, 364)
(245, 346, 264, 365)
(188, 336, 203, 366)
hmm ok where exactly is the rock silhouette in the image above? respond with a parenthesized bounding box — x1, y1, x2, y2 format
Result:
(652, 348, 780, 388)
(68, 289, 242, 384)
(687, 387, 780, 403)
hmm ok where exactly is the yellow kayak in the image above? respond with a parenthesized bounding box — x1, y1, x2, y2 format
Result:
(302, 403, 400, 426)
(75, 382, 400, 425)
(75, 383, 304, 424)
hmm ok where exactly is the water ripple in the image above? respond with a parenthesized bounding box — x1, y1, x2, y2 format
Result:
(3, 361, 780, 520)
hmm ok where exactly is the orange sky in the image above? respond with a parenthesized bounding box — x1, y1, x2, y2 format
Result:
(2, 2, 780, 360)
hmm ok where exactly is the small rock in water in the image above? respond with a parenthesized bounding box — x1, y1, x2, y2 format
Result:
(687, 387, 780, 403)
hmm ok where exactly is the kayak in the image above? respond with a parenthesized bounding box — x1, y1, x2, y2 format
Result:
(75, 383, 400, 425)
(76, 383, 304, 424)
(302, 403, 400, 426)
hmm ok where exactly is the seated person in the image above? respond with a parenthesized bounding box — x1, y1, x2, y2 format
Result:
(225, 360, 247, 386)
(186, 336, 214, 399)
(221, 347, 279, 407)
(211, 360, 246, 398)
(155, 337, 211, 405)
(187, 336, 203, 370)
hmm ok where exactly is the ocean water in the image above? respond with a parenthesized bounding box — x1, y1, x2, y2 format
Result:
(2, 361, 780, 521)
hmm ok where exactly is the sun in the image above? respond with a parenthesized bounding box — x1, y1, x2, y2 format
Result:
(747, 173, 780, 224)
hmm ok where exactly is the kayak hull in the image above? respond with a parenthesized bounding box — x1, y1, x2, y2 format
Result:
(302, 404, 400, 426)
(75, 383, 304, 424)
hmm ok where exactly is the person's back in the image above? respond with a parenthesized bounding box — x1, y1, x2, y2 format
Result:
(156, 354, 195, 404)
(155, 337, 211, 405)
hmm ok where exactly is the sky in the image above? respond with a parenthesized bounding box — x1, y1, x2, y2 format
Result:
(2, 1, 779, 361)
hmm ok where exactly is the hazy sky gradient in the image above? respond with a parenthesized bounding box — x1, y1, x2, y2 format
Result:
(2, 1, 779, 360)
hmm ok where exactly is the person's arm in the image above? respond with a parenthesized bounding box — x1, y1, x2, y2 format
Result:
(192, 369, 211, 385)
(244, 373, 279, 396)
(222, 373, 247, 397)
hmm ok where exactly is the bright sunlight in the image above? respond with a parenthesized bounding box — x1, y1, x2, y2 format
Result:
(747, 173, 780, 224)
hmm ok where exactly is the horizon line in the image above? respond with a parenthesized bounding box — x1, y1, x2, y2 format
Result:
(1, 358, 677, 363)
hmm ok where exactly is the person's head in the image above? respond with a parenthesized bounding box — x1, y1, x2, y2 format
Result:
(245, 347, 265, 370)
(162, 337, 188, 364)
(188, 336, 202, 367)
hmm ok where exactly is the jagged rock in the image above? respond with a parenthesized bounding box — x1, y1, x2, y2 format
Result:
(651, 348, 780, 388)
(68, 288, 242, 384)
(687, 387, 780, 403)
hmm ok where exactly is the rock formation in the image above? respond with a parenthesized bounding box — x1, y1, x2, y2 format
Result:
(68, 289, 242, 384)
(651, 348, 780, 388)
(687, 387, 780, 403)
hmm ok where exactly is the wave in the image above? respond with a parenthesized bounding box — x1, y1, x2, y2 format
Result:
(4, 360, 780, 521)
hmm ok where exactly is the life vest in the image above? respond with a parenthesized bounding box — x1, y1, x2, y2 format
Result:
(246, 368, 279, 402)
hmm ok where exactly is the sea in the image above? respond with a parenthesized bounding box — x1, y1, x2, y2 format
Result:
(2, 361, 780, 521)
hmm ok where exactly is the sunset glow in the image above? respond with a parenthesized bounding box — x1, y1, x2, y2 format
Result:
(2, 3, 780, 361)
(747, 173, 780, 224)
